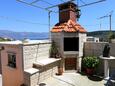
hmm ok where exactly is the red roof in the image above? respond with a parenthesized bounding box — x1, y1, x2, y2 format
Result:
(51, 20, 87, 33)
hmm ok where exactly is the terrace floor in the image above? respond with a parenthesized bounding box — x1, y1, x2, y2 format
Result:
(38, 72, 107, 86)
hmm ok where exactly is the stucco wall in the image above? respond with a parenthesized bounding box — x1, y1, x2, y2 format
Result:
(23, 43, 51, 69)
(1, 44, 24, 86)
(84, 42, 115, 75)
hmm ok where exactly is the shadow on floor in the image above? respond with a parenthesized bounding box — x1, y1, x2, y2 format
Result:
(87, 75, 103, 81)
(39, 83, 47, 86)
(78, 71, 104, 81)
(78, 71, 87, 76)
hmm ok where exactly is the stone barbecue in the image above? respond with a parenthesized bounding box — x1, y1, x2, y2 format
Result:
(51, 1, 87, 71)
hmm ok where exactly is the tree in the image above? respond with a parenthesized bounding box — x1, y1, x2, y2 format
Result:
(108, 32, 115, 43)
(0, 37, 12, 41)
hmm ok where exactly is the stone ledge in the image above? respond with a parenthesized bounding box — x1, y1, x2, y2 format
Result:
(33, 58, 61, 66)
(24, 68, 39, 75)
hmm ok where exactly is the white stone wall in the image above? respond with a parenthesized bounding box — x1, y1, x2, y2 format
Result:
(51, 32, 64, 56)
(24, 68, 39, 86)
(24, 61, 59, 86)
(36, 43, 51, 61)
(23, 42, 60, 86)
(79, 33, 87, 57)
(23, 45, 38, 69)
(38, 64, 58, 83)
(52, 32, 86, 57)
(51, 32, 87, 71)
(23, 43, 51, 69)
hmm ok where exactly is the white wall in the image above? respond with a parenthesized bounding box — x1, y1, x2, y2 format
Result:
(79, 33, 87, 57)
(23, 43, 51, 69)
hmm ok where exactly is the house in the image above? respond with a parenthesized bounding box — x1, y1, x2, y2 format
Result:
(87, 36, 99, 42)
(111, 39, 115, 43)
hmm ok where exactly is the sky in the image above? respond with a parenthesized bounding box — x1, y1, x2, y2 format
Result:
(0, 0, 115, 32)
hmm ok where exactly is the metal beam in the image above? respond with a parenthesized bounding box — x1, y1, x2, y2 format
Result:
(80, 0, 86, 4)
(17, 0, 48, 11)
(17, 0, 57, 13)
(45, 0, 75, 10)
(60, 0, 65, 2)
(41, 0, 53, 5)
(30, 0, 53, 6)
(30, 0, 41, 4)
(79, 0, 106, 7)
(99, 15, 108, 19)
(98, 11, 114, 39)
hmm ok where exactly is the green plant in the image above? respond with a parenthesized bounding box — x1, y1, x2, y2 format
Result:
(108, 32, 115, 43)
(83, 56, 99, 69)
(49, 41, 61, 58)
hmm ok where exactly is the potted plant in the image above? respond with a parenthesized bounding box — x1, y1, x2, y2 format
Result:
(82, 56, 99, 75)
(49, 41, 63, 75)
(49, 41, 61, 58)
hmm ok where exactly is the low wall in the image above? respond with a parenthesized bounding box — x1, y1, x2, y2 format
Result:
(24, 60, 60, 86)
(84, 42, 115, 57)
(24, 68, 39, 86)
(34, 60, 59, 83)
(84, 42, 115, 75)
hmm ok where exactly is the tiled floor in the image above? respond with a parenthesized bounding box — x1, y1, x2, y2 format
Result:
(38, 72, 106, 86)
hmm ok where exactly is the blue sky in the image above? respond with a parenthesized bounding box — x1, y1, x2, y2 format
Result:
(0, 0, 115, 32)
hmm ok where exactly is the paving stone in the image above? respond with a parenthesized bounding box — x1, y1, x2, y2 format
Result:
(38, 73, 106, 86)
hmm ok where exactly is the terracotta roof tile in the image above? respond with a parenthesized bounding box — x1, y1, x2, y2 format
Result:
(51, 20, 87, 33)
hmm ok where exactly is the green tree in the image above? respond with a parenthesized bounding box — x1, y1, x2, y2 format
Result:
(108, 32, 115, 43)
(0, 37, 11, 41)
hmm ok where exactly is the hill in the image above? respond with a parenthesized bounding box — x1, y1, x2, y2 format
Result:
(0, 37, 12, 41)
(87, 30, 115, 41)
(0, 30, 49, 40)
(0, 30, 114, 41)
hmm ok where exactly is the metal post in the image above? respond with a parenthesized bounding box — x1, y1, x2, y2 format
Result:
(109, 14, 111, 32)
(48, 11, 52, 40)
(100, 20, 102, 30)
(109, 14, 112, 43)
(77, 0, 79, 6)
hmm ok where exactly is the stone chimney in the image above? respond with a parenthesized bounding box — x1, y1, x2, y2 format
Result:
(51, 1, 87, 72)
(58, 1, 80, 23)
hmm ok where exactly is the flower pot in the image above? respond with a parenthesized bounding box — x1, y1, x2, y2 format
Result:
(58, 67, 63, 75)
(86, 68, 94, 75)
